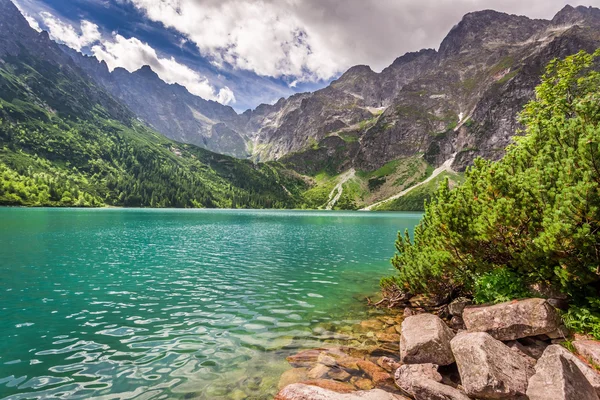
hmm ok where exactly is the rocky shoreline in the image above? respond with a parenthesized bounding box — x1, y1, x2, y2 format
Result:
(274, 297, 600, 399)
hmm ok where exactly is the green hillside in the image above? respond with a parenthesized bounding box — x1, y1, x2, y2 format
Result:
(0, 49, 307, 208)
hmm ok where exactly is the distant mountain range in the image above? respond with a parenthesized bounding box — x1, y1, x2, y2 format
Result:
(1, 0, 600, 210)
(0, 0, 306, 209)
(63, 5, 600, 175)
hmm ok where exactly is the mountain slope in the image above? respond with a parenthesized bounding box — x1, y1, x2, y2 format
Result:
(270, 6, 600, 174)
(0, 0, 305, 208)
(63, 48, 250, 158)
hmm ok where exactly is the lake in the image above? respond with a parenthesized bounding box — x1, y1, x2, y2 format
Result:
(0, 208, 421, 399)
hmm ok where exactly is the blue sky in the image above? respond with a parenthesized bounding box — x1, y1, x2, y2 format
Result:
(14, 0, 594, 113)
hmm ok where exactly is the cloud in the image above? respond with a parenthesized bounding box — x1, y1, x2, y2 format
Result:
(92, 34, 236, 104)
(127, 0, 592, 80)
(23, 13, 42, 32)
(21, 9, 235, 105)
(39, 12, 101, 51)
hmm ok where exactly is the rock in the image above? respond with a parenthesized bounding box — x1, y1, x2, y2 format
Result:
(546, 324, 570, 339)
(450, 332, 536, 399)
(329, 368, 352, 381)
(448, 316, 465, 330)
(361, 319, 386, 331)
(400, 314, 455, 366)
(275, 383, 409, 400)
(448, 298, 472, 317)
(574, 340, 600, 366)
(375, 332, 400, 343)
(506, 338, 548, 360)
(462, 298, 561, 340)
(353, 378, 375, 390)
(229, 389, 247, 400)
(287, 349, 325, 367)
(394, 364, 471, 400)
(299, 379, 356, 393)
(538, 345, 600, 396)
(308, 363, 332, 379)
(338, 357, 364, 371)
(357, 359, 392, 384)
(279, 368, 310, 389)
(377, 357, 401, 373)
(527, 345, 599, 400)
(317, 353, 338, 367)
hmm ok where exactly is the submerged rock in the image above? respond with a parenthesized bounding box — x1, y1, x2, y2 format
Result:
(462, 298, 560, 340)
(275, 383, 409, 400)
(279, 368, 310, 389)
(400, 314, 455, 366)
(527, 344, 599, 400)
(451, 332, 535, 399)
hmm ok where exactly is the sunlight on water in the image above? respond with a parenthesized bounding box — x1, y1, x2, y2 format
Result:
(0, 208, 421, 399)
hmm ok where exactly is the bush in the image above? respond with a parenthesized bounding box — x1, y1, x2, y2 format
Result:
(388, 49, 600, 311)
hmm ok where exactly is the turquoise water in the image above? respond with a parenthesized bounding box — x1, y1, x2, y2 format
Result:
(0, 208, 421, 399)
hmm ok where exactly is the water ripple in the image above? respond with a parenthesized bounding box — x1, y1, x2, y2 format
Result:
(0, 208, 421, 399)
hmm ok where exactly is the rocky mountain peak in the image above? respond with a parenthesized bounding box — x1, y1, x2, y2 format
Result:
(389, 48, 437, 68)
(438, 10, 549, 58)
(552, 5, 600, 27)
(134, 65, 160, 79)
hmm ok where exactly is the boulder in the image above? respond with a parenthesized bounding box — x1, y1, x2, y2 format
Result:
(275, 383, 409, 400)
(537, 344, 600, 396)
(450, 332, 536, 399)
(400, 314, 455, 366)
(574, 340, 600, 366)
(448, 298, 472, 317)
(527, 345, 599, 400)
(394, 364, 471, 400)
(462, 298, 560, 340)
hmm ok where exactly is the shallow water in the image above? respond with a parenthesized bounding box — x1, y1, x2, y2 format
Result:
(0, 208, 421, 399)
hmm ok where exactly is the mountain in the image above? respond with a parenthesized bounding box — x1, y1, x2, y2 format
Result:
(0, 0, 306, 208)
(62, 48, 250, 158)
(64, 5, 600, 179)
(263, 6, 600, 173)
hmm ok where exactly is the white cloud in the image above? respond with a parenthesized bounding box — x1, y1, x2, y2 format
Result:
(19, 9, 235, 105)
(23, 13, 42, 32)
(39, 12, 101, 51)
(92, 34, 236, 104)
(127, 0, 593, 80)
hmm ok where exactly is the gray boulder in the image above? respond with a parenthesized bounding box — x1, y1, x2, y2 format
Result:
(527, 345, 599, 400)
(537, 344, 600, 396)
(274, 383, 409, 400)
(450, 332, 535, 399)
(400, 314, 455, 366)
(462, 298, 560, 340)
(394, 364, 471, 400)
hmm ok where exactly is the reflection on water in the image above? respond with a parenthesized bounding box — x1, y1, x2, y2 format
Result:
(0, 208, 421, 399)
